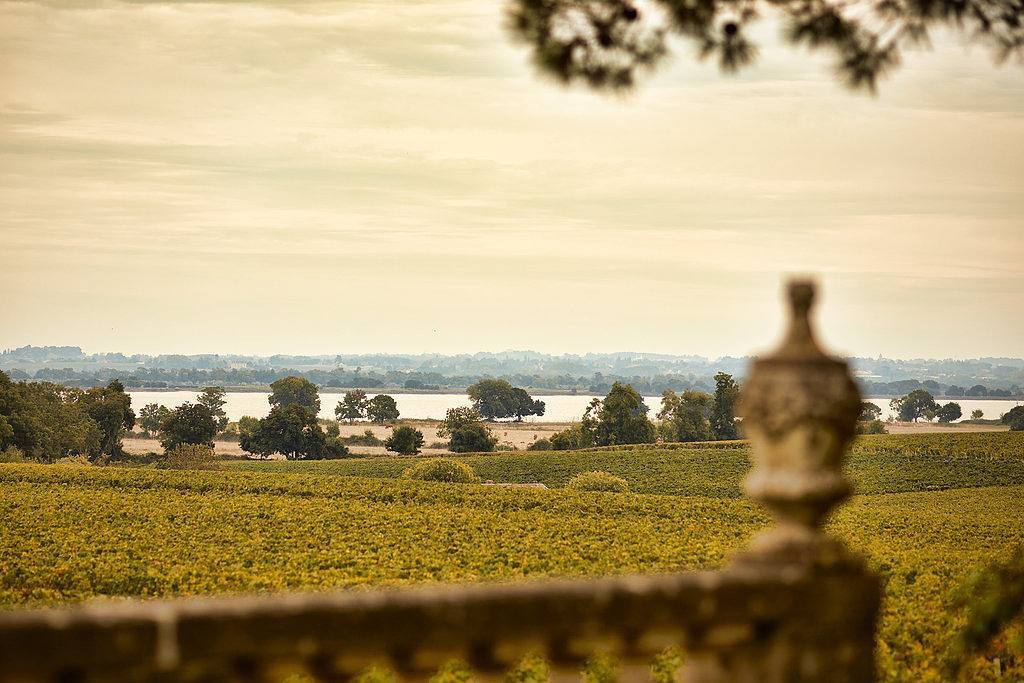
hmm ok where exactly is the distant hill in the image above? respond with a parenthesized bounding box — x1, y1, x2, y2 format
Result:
(1, 345, 1022, 396)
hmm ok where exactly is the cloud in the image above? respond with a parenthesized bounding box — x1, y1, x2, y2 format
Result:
(0, 0, 1021, 357)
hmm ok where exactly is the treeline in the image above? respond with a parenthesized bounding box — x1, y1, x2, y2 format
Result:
(10, 365, 1021, 399)
(860, 379, 1022, 398)
(3, 366, 731, 395)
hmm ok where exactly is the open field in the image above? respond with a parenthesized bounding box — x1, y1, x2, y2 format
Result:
(2, 432, 1023, 680)
(121, 419, 1011, 458)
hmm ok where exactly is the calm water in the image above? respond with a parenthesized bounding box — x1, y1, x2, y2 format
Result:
(127, 391, 1021, 424)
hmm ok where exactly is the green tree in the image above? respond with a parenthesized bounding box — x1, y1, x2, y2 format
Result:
(467, 379, 517, 420)
(585, 383, 656, 446)
(197, 386, 229, 432)
(82, 380, 135, 458)
(159, 402, 217, 453)
(268, 376, 320, 415)
(384, 425, 424, 455)
(971, 409, 984, 420)
(335, 389, 369, 421)
(241, 404, 348, 460)
(138, 403, 171, 437)
(1003, 406, 1024, 431)
(890, 390, 938, 422)
(0, 372, 100, 461)
(238, 415, 260, 441)
(512, 387, 546, 421)
(466, 380, 545, 421)
(935, 402, 963, 424)
(657, 389, 712, 442)
(437, 407, 497, 453)
(366, 394, 400, 423)
(549, 423, 594, 450)
(859, 402, 882, 422)
(710, 372, 740, 440)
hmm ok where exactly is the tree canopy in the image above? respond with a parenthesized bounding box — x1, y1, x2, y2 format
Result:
(578, 382, 656, 446)
(890, 389, 938, 422)
(197, 386, 229, 432)
(657, 389, 712, 442)
(82, 380, 135, 458)
(240, 403, 348, 460)
(268, 376, 320, 415)
(506, 0, 1023, 94)
(336, 390, 369, 421)
(384, 425, 425, 455)
(437, 407, 498, 453)
(366, 394, 400, 424)
(467, 379, 545, 421)
(158, 402, 218, 453)
(710, 372, 740, 440)
(935, 401, 963, 423)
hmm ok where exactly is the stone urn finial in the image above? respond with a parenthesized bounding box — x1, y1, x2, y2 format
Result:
(737, 279, 862, 567)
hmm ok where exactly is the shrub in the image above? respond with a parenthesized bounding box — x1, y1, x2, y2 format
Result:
(494, 442, 518, 451)
(344, 429, 383, 447)
(402, 458, 479, 484)
(164, 444, 217, 470)
(55, 455, 92, 466)
(428, 441, 448, 449)
(527, 438, 551, 451)
(0, 446, 26, 463)
(857, 420, 888, 435)
(567, 471, 629, 493)
(385, 426, 425, 455)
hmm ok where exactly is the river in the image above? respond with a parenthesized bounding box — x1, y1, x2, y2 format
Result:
(127, 391, 1021, 424)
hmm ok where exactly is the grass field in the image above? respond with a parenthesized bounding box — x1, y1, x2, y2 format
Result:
(2, 431, 1023, 681)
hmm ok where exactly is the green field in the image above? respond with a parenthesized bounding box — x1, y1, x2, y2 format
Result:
(228, 431, 1024, 496)
(2, 432, 1023, 681)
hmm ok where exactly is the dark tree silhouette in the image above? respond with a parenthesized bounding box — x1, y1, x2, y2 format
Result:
(506, 0, 1023, 92)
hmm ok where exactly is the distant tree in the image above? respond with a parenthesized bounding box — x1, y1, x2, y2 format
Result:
(585, 382, 656, 446)
(241, 403, 348, 460)
(238, 415, 260, 440)
(0, 372, 100, 461)
(512, 387, 546, 421)
(335, 390, 368, 422)
(710, 372, 740, 440)
(437, 407, 497, 453)
(467, 380, 544, 421)
(859, 402, 882, 422)
(197, 386, 229, 432)
(966, 384, 990, 397)
(366, 394, 400, 423)
(1002, 406, 1024, 432)
(890, 390, 938, 422)
(384, 425, 424, 455)
(138, 403, 171, 437)
(947, 385, 967, 397)
(922, 380, 941, 392)
(935, 402, 963, 424)
(268, 376, 320, 415)
(159, 402, 217, 453)
(549, 424, 594, 450)
(971, 409, 985, 420)
(657, 389, 712, 442)
(82, 380, 136, 458)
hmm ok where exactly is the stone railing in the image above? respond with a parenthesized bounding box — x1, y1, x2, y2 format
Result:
(0, 281, 880, 682)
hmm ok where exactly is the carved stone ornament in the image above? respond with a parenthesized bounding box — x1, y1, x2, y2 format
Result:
(737, 279, 862, 568)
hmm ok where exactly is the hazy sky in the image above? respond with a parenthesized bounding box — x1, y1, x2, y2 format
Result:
(1, 0, 1022, 359)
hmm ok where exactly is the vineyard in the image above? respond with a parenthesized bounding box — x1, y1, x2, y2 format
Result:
(229, 431, 1024, 497)
(1, 431, 1023, 680)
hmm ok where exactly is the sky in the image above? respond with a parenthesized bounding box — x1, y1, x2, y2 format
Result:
(1, 0, 1022, 360)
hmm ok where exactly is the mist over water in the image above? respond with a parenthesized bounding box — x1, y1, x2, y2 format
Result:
(128, 392, 1020, 424)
